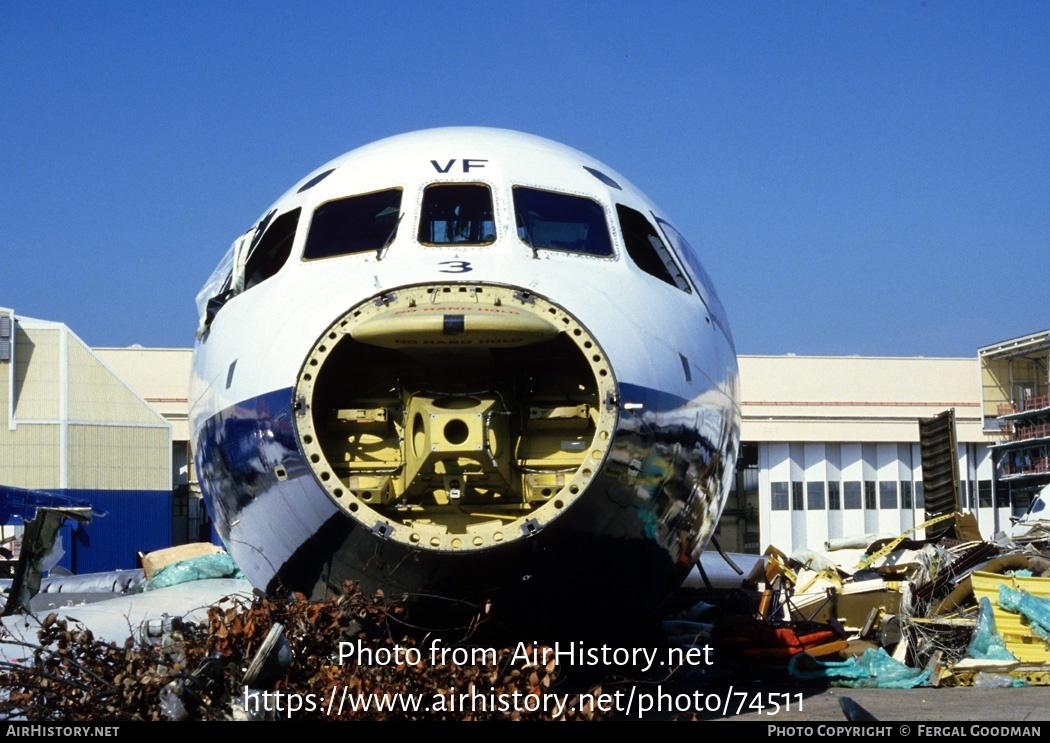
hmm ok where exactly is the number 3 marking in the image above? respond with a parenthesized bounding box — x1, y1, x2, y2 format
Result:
(438, 261, 473, 273)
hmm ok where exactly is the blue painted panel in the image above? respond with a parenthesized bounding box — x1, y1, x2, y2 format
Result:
(58, 489, 173, 574)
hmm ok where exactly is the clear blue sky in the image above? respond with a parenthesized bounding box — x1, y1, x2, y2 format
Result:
(2, 1, 1047, 357)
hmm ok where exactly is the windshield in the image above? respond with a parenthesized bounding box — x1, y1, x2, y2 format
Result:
(418, 184, 495, 245)
(513, 187, 612, 257)
(655, 217, 733, 346)
(195, 241, 236, 328)
(303, 188, 403, 259)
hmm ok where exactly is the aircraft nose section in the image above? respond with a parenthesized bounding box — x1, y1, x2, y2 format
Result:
(292, 282, 619, 553)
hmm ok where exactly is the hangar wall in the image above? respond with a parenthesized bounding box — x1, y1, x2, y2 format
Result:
(0, 309, 172, 573)
(717, 349, 1044, 556)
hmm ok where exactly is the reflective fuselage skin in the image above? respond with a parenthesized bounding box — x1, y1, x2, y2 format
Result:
(189, 128, 740, 638)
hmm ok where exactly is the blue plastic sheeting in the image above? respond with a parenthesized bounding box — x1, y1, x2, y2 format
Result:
(1, 485, 174, 575)
(143, 552, 245, 591)
(967, 596, 1017, 661)
(998, 584, 1050, 638)
(0, 484, 104, 524)
(788, 647, 931, 688)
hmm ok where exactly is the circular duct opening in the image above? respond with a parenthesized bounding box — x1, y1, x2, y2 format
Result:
(443, 419, 470, 446)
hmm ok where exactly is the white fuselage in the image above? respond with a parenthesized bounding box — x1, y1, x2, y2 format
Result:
(188, 128, 739, 636)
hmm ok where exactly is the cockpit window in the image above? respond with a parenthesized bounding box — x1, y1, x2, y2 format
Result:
(616, 204, 690, 291)
(513, 187, 613, 257)
(418, 184, 495, 245)
(244, 208, 300, 290)
(302, 188, 403, 260)
(655, 217, 733, 345)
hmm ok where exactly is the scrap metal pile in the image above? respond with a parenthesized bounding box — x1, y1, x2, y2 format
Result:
(702, 510, 1050, 688)
(3, 499, 1050, 721)
(0, 578, 611, 721)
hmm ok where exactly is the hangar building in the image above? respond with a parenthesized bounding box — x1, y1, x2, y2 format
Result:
(2, 306, 1047, 567)
(0, 308, 172, 573)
